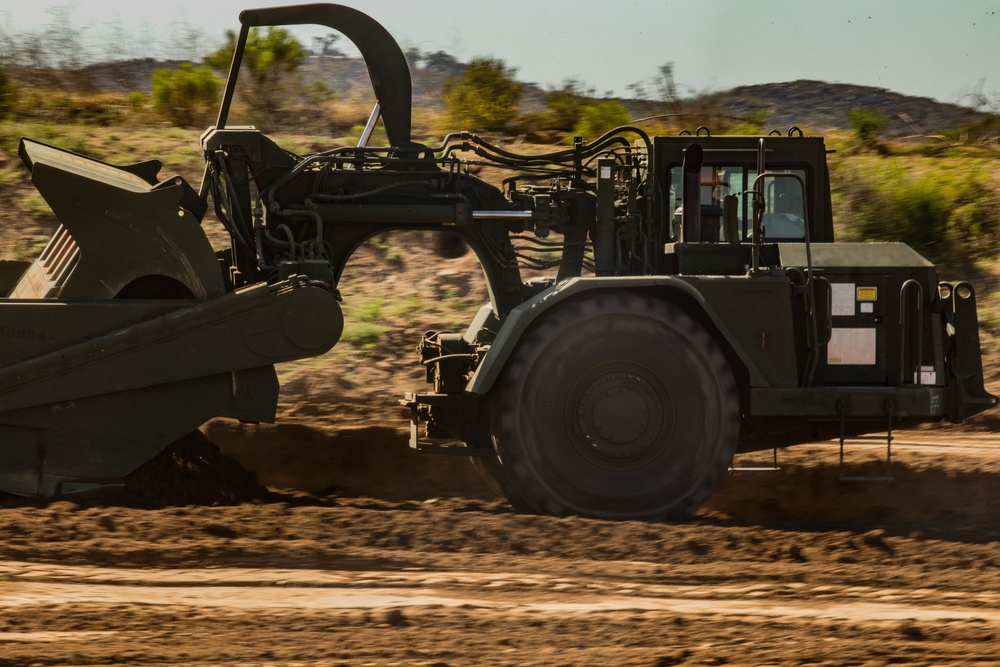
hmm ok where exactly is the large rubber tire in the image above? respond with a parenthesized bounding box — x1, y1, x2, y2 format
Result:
(490, 291, 740, 520)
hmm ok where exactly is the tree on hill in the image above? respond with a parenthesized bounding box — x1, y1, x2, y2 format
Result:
(849, 107, 890, 152)
(422, 51, 462, 76)
(545, 78, 595, 132)
(573, 100, 632, 140)
(628, 62, 683, 118)
(312, 33, 345, 58)
(151, 63, 221, 127)
(205, 27, 306, 125)
(443, 57, 522, 132)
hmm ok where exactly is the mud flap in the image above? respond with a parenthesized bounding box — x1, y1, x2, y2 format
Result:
(945, 282, 998, 421)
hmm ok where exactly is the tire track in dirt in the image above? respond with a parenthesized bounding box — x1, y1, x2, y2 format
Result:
(3, 562, 1000, 625)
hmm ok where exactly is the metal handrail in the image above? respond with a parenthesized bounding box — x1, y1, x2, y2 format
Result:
(899, 279, 924, 384)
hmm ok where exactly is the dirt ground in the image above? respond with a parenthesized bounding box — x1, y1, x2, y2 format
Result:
(1, 397, 999, 667)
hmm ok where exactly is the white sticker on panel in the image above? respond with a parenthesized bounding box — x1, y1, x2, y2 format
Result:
(914, 366, 937, 385)
(827, 327, 877, 365)
(831, 283, 856, 317)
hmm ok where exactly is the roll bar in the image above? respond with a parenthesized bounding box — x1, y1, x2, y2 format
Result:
(216, 3, 412, 147)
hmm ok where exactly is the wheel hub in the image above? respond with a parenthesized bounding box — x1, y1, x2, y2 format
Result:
(571, 369, 674, 469)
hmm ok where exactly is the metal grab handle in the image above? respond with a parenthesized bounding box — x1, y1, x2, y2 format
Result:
(899, 279, 924, 384)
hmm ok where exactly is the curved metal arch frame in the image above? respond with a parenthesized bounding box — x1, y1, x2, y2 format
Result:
(218, 3, 413, 147)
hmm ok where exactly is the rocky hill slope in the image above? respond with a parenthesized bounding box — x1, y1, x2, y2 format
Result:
(703, 80, 983, 136)
(85, 57, 985, 134)
(299, 61, 987, 134)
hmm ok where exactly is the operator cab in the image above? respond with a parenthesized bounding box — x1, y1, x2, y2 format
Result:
(656, 133, 834, 276)
(656, 133, 834, 246)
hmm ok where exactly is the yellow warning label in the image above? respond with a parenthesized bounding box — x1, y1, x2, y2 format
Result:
(856, 286, 878, 301)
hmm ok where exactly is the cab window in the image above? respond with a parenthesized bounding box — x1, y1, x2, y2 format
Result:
(667, 165, 808, 241)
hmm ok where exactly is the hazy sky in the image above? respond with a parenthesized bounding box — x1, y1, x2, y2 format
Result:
(1, 0, 998, 106)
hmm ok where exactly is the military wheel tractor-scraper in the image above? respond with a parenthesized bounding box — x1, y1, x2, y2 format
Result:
(0, 4, 995, 519)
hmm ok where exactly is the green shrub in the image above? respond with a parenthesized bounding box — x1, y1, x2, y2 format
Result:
(849, 108, 889, 150)
(151, 63, 221, 127)
(0, 67, 15, 119)
(307, 79, 335, 104)
(2, 84, 122, 126)
(340, 321, 389, 350)
(572, 100, 631, 140)
(355, 296, 387, 321)
(444, 58, 522, 132)
(544, 79, 593, 132)
(205, 27, 306, 83)
(946, 177, 1000, 253)
(128, 91, 147, 113)
(726, 110, 768, 135)
(844, 166, 1000, 264)
(959, 113, 1000, 145)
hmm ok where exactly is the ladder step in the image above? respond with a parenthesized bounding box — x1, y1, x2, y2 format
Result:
(415, 442, 492, 457)
(838, 410, 893, 482)
(730, 448, 780, 473)
(838, 438, 893, 482)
